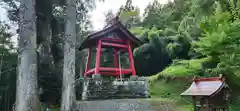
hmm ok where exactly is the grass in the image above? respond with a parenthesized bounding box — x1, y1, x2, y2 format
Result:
(149, 57, 211, 83)
(147, 58, 210, 111)
(40, 104, 60, 111)
(230, 104, 240, 111)
(159, 57, 210, 77)
(149, 78, 193, 111)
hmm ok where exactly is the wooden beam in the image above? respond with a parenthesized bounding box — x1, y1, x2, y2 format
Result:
(99, 71, 130, 75)
(102, 38, 125, 43)
(99, 67, 132, 74)
(84, 67, 132, 76)
(102, 42, 128, 48)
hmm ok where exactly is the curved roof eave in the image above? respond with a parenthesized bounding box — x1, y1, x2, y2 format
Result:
(181, 77, 228, 97)
(77, 21, 143, 50)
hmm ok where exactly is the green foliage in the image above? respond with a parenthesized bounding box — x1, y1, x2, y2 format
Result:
(104, 10, 115, 24)
(129, 0, 205, 76)
(194, 12, 232, 57)
(166, 43, 181, 58)
(147, 27, 163, 40)
(139, 0, 240, 86)
(158, 58, 210, 77)
(193, 11, 240, 82)
(118, 0, 141, 28)
(129, 27, 149, 37)
(0, 22, 17, 111)
(150, 78, 189, 98)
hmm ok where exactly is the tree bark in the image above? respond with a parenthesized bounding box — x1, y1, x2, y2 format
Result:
(61, 0, 77, 110)
(16, 0, 39, 111)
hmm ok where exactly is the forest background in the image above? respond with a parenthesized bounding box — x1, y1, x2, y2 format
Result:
(0, 0, 240, 110)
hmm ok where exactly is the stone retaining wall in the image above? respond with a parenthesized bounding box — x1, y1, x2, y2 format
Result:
(76, 99, 153, 111)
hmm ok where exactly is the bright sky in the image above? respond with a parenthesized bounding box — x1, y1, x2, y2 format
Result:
(0, 0, 170, 43)
(90, 0, 169, 30)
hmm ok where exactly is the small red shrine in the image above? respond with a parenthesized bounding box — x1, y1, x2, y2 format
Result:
(78, 18, 143, 78)
(181, 74, 230, 111)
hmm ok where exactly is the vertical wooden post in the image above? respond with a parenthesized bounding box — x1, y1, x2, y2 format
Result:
(114, 49, 119, 78)
(127, 40, 136, 76)
(84, 48, 92, 77)
(95, 40, 102, 74)
(206, 98, 209, 111)
(192, 96, 197, 111)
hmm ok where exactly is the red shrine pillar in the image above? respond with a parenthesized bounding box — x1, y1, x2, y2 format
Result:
(114, 49, 120, 78)
(127, 40, 136, 76)
(84, 47, 92, 77)
(95, 40, 102, 74)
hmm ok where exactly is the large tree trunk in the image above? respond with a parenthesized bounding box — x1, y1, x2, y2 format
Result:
(61, 0, 77, 110)
(16, 0, 39, 111)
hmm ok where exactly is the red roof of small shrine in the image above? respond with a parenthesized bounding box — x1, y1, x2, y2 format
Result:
(181, 75, 228, 96)
(78, 19, 143, 50)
